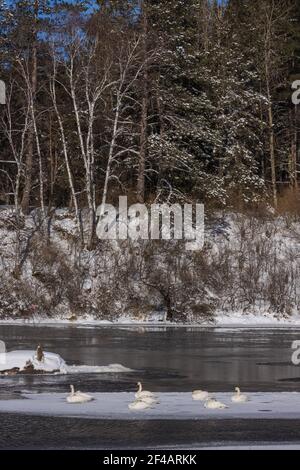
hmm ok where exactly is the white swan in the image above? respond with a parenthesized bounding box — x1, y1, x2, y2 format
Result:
(128, 399, 152, 411)
(135, 381, 155, 399)
(231, 387, 248, 403)
(204, 398, 228, 410)
(192, 390, 209, 401)
(137, 396, 159, 406)
(66, 385, 94, 404)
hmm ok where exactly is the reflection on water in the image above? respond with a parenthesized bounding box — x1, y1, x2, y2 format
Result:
(0, 324, 300, 395)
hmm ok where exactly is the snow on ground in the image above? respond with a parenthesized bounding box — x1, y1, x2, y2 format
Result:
(2, 208, 300, 326)
(214, 311, 300, 327)
(1, 314, 300, 328)
(0, 350, 132, 374)
(0, 392, 300, 420)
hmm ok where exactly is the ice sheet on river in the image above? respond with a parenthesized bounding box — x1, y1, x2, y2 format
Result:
(66, 364, 132, 373)
(0, 350, 132, 374)
(0, 392, 300, 420)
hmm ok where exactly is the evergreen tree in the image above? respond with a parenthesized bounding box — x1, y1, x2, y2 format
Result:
(147, 0, 265, 204)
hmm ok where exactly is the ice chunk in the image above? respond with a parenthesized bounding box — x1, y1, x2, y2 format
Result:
(0, 350, 67, 374)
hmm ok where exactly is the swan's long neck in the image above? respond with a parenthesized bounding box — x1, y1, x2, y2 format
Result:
(70, 385, 75, 396)
(138, 383, 142, 393)
(236, 387, 240, 395)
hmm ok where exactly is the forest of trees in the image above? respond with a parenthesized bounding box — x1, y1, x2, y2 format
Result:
(1, 1, 300, 229)
(1, 1, 300, 321)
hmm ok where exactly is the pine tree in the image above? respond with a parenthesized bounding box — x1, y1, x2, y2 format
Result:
(226, 0, 295, 205)
(147, 0, 265, 205)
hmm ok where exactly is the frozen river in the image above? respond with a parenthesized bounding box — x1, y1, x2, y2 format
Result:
(0, 323, 300, 448)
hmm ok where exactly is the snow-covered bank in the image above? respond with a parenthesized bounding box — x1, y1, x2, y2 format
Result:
(2, 312, 300, 328)
(1, 208, 300, 324)
(0, 392, 300, 420)
(214, 311, 300, 327)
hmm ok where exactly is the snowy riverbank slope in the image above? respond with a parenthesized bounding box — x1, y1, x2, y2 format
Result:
(1, 207, 300, 324)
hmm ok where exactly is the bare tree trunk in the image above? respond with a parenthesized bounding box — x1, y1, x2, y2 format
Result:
(156, 81, 164, 192)
(290, 106, 298, 189)
(101, 97, 121, 213)
(50, 67, 84, 246)
(21, 0, 38, 214)
(264, 22, 277, 208)
(69, 63, 95, 249)
(165, 291, 173, 322)
(137, 1, 148, 203)
(266, 85, 277, 207)
(31, 100, 45, 215)
(196, 0, 210, 53)
(48, 113, 57, 211)
(260, 0, 292, 207)
(2, 80, 30, 277)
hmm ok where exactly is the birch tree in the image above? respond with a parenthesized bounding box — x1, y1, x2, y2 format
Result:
(100, 35, 144, 213)
(0, 74, 30, 276)
(55, 32, 113, 247)
(50, 48, 84, 245)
